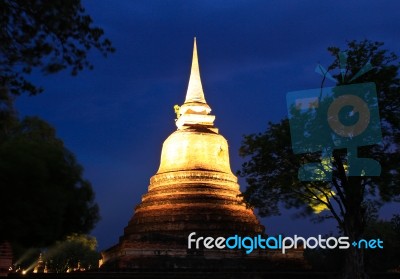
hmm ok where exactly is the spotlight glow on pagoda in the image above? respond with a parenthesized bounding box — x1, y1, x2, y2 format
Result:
(101, 39, 304, 270)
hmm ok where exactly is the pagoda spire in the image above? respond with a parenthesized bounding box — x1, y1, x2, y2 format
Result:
(176, 38, 214, 129)
(185, 37, 206, 104)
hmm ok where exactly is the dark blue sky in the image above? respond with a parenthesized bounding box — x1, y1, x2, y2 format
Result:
(16, 1, 400, 250)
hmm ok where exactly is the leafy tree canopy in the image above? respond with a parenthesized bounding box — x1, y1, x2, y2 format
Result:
(0, 0, 109, 254)
(238, 40, 400, 277)
(43, 234, 100, 273)
(0, 116, 99, 247)
(0, 0, 115, 97)
(239, 40, 399, 226)
(304, 214, 400, 272)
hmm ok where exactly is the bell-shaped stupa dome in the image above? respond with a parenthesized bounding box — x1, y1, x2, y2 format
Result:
(102, 39, 268, 270)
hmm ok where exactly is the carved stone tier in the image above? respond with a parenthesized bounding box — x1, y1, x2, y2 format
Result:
(121, 169, 264, 243)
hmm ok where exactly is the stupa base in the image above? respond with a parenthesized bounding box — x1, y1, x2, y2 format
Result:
(101, 240, 308, 271)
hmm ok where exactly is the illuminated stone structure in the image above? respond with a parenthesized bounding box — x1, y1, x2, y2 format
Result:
(102, 39, 304, 270)
(33, 253, 45, 274)
(124, 38, 263, 241)
(0, 242, 12, 276)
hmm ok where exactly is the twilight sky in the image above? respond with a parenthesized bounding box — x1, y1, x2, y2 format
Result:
(16, 1, 400, 250)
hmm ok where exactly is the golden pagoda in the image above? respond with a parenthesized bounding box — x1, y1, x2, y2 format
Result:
(101, 39, 303, 270)
(124, 38, 263, 240)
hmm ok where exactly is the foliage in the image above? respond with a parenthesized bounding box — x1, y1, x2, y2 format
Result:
(304, 214, 400, 272)
(304, 241, 345, 272)
(363, 214, 400, 272)
(43, 234, 100, 273)
(0, 0, 115, 98)
(238, 40, 399, 227)
(238, 40, 400, 277)
(0, 0, 109, 251)
(0, 116, 99, 247)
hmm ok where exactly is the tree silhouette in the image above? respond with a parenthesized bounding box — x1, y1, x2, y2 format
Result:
(0, 117, 99, 247)
(0, 0, 111, 249)
(0, 0, 114, 97)
(238, 40, 400, 278)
